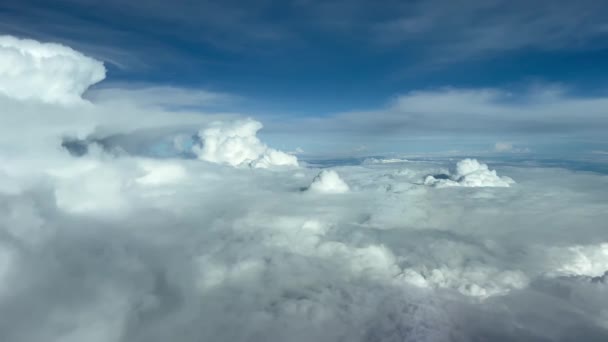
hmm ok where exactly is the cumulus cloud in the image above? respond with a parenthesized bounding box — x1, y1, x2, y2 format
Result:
(424, 158, 515, 187)
(193, 119, 298, 168)
(306, 170, 350, 193)
(0, 35, 106, 104)
(0, 37, 234, 163)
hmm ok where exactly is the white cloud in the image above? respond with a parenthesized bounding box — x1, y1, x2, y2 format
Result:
(494, 142, 513, 152)
(0, 35, 106, 104)
(52, 161, 129, 214)
(291, 87, 608, 147)
(494, 141, 531, 153)
(549, 243, 608, 278)
(306, 170, 350, 193)
(363, 158, 409, 164)
(424, 158, 515, 187)
(401, 266, 529, 298)
(3, 152, 608, 341)
(1, 35, 608, 342)
(193, 119, 298, 168)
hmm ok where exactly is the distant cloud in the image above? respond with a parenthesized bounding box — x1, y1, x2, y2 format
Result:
(495, 142, 514, 152)
(424, 159, 515, 187)
(290, 147, 305, 155)
(495, 142, 530, 153)
(193, 119, 298, 168)
(294, 87, 608, 143)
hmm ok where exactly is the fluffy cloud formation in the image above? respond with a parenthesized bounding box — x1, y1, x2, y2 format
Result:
(0, 35, 106, 104)
(1, 35, 608, 342)
(306, 170, 350, 193)
(193, 119, 298, 168)
(424, 158, 515, 187)
(550, 243, 608, 278)
(3, 154, 608, 341)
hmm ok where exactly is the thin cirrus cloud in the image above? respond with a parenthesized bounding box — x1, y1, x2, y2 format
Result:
(372, 0, 608, 60)
(2, 0, 608, 70)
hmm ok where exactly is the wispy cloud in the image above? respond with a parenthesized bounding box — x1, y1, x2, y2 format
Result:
(289, 86, 608, 138)
(372, 0, 608, 62)
(4, 0, 608, 70)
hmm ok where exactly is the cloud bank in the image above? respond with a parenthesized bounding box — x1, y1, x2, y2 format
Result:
(289, 87, 608, 150)
(3, 154, 608, 342)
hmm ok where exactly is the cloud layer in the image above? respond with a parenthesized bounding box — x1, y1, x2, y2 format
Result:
(2, 152, 608, 341)
(1, 35, 608, 342)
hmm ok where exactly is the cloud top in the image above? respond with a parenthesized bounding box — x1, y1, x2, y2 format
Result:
(0, 35, 106, 104)
(307, 170, 350, 193)
(425, 158, 515, 187)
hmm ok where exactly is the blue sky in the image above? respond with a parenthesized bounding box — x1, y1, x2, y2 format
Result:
(2, 0, 608, 155)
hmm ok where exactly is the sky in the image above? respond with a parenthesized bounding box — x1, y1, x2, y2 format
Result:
(1, 2, 608, 342)
(1, 0, 608, 155)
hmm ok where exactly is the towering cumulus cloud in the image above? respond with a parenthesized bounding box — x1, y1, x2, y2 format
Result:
(0, 35, 106, 104)
(193, 119, 298, 168)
